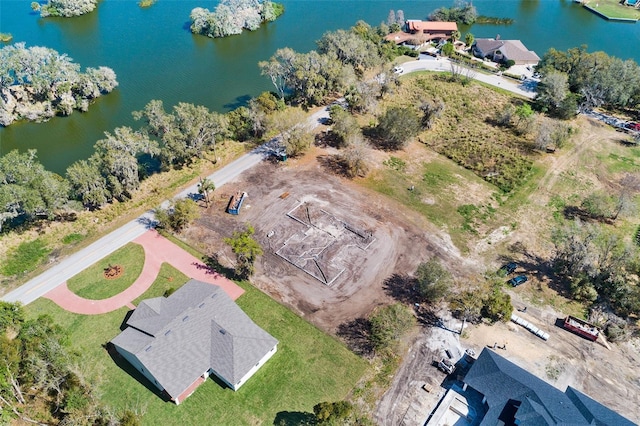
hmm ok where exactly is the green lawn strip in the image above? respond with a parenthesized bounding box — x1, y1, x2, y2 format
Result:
(586, 0, 640, 20)
(1, 239, 50, 276)
(25, 278, 367, 425)
(364, 156, 495, 250)
(132, 263, 189, 304)
(66, 243, 145, 300)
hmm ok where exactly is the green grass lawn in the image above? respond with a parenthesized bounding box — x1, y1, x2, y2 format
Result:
(26, 276, 367, 425)
(585, 0, 640, 20)
(133, 263, 189, 304)
(66, 243, 145, 300)
(364, 156, 498, 250)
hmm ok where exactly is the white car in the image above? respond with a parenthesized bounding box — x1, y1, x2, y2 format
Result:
(393, 66, 404, 74)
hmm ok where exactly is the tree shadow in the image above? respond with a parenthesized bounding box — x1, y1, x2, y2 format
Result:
(272, 411, 316, 426)
(223, 94, 252, 111)
(382, 273, 418, 304)
(316, 154, 349, 178)
(563, 206, 614, 225)
(203, 252, 237, 280)
(336, 317, 375, 358)
(500, 242, 572, 298)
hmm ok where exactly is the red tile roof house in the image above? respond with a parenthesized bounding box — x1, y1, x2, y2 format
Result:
(472, 37, 541, 66)
(110, 280, 278, 404)
(385, 20, 458, 45)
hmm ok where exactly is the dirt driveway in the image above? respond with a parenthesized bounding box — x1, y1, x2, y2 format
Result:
(183, 152, 479, 333)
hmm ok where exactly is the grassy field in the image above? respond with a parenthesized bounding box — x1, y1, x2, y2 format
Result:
(66, 243, 145, 300)
(585, 0, 640, 20)
(26, 273, 367, 425)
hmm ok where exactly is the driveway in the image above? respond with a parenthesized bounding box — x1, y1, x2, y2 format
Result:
(43, 230, 244, 315)
(400, 56, 537, 99)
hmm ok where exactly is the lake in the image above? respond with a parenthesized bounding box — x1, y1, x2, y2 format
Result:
(1, 0, 639, 174)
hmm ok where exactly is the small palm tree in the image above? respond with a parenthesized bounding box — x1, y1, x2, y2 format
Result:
(451, 30, 461, 42)
(197, 177, 215, 207)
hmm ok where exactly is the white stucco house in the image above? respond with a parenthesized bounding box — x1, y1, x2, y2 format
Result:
(111, 280, 278, 404)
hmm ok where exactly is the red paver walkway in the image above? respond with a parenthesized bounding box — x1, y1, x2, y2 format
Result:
(43, 230, 244, 315)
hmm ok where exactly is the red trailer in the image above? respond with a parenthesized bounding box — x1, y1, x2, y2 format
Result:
(563, 316, 599, 341)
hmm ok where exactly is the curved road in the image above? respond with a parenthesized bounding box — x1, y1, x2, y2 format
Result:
(1, 59, 535, 306)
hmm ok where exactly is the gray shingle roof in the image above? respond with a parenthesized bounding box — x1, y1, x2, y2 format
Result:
(464, 349, 634, 426)
(566, 386, 636, 426)
(474, 38, 540, 63)
(111, 280, 278, 399)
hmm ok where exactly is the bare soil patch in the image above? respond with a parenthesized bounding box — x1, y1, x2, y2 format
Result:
(183, 154, 479, 334)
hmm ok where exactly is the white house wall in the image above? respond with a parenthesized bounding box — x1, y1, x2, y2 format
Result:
(233, 344, 278, 391)
(114, 345, 165, 394)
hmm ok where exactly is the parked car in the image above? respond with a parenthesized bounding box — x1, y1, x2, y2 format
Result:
(508, 275, 528, 287)
(499, 262, 518, 275)
(393, 66, 404, 74)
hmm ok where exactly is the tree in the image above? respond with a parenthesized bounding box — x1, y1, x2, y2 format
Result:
(536, 71, 569, 113)
(451, 30, 461, 42)
(495, 103, 515, 127)
(224, 223, 263, 278)
(449, 290, 483, 323)
(464, 33, 474, 48)
(0, 150, 70, 232)
(340, 136, 370, 178)
(419, 97, 445, 129)
(482, 287, 513, 322)
(66, 157, 109, 209)
(376, 106, 421, 150)
(317, 29, 381, 75)
(40, 0, 97, 17)
(266, 108, 313, 157)
(441, 42, 454, 57)
(94, 126, 159, 200)
(189, 0, 284, 38)
(415, 259, 452, 303)
(197, 177, 215, 207)
(369, 303, 415, 351)
(314, 401, 354, 423)
(386, 10, 396, 26)
(155, 199, 200, 233)
(330, 106, 361, 147)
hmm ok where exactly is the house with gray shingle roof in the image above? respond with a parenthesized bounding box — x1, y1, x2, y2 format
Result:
(462, 349, 635, 425)
(472, 37, 540, 65)
(111, 279, 278, 404)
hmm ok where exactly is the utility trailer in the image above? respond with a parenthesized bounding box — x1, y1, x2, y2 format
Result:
(563, 315, 599, 341)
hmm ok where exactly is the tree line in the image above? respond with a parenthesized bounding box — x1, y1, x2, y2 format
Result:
(536, 46, 640, 118)
(31, 0, 98, 18)
(0, 43, 118, 126)
(190, 0, 284, 38)
(0, 302, 141, 424)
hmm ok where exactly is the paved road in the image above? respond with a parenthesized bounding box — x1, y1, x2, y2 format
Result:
(400, 56, 537, 99)
(2, 60, 528, 306)
(1, 109, 331, 306)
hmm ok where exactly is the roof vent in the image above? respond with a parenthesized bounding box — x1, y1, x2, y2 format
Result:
(219, 329, 226, 335)
(198, 302, 205, 308)
(145, 346, 152, 352)
(164, 330, 172, 336)
(182, 315, 189, 322)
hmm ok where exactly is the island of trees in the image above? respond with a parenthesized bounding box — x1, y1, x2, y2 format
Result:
(31, 0, 98, 18)
(190, 0, 284, 38)
(0, 43, 118, 126)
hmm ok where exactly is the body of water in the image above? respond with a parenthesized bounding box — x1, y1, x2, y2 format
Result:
(1, 0, 639, 174)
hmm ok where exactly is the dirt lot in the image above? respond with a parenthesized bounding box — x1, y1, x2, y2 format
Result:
(184, 149, 480, 333)
(183, 116, 640, 424)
